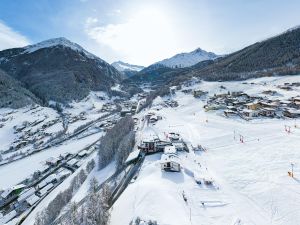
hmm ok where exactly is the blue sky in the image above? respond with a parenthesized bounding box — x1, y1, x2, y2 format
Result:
(0, 0, 300, 66)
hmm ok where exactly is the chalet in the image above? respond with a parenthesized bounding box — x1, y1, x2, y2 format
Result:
(259, 101, 278, 108)
(46, 157, 61, 166)
(138, 139, 171, 154)
(160, 154, 181, 172)
(224, 110, 237, 117)
(242, 109, 259, 118)
(260, 108, 276, 117)
(193, 90, 207, 98)
(292, 97, 300, 107)
(1, 184, 26, 200)
(245, 102, 260, 110)
(138, 139, 158, 153)
(283, 109, 300, 118)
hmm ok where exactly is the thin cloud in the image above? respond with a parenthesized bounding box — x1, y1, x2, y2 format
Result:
(0, 21, 29, 50)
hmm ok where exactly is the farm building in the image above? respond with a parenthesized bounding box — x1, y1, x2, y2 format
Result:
(242, 109, 259, 118)
(160, 154, 181, 172)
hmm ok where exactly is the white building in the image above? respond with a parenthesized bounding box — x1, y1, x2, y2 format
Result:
(160, 154, 181, 172)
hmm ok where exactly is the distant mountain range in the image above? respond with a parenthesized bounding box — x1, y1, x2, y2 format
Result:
(1, 26, 300, 109)
(0, 37, 122, 106)
(127, 26, 300, 85)
(155, 48, 219, 68)
(111, 61, 144, 78)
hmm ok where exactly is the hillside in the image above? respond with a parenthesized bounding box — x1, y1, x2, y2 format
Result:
(0, 38, 123, 104)
(111, 61, 144, 78)
(0, 69, 40, 108)
(186, 27, 300, 81)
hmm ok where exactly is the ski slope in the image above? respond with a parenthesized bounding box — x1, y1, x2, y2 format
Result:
(111, 75, 300, 225)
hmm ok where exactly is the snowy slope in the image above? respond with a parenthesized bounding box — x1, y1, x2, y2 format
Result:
(23, 37, 101, 61)
(155, 48, 219, 68)
(111, 61, 144, 72)
(111, 75, 300, 225)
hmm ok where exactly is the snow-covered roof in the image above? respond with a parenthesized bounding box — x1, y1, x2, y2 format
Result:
(164, 145, 176, 154)
(44, 174, 57, 183)
(0, 210, 17, 224)
(46, 157, 60, 164)
(1, 184, 25, 199)
(67, 158, 79, 166)
(38, 183, 54, 196)
(160, 154, 180, 165)
(25, 194, 40, 206)
(17, 187, 35, 202)
(78, 150, 89, 157)
(125, 150, 141, 164)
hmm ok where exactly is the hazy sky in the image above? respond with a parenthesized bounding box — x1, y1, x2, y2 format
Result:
(0, 0, 300, 66)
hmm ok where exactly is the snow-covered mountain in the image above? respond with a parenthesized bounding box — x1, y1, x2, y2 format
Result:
(23, 37, 101, 61)
(112, 61, 145, 78)
(0, 37, 122, 104)
(155, 48, 219, 68)
(112, 61, 144, 72)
